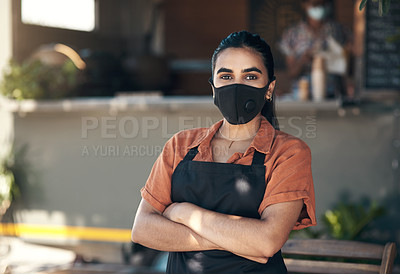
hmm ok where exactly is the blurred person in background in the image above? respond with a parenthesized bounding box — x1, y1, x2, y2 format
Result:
(279, 0, 353, 101)
(132, 31, 316, 273)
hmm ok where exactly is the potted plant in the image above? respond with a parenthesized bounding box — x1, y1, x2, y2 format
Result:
(0, 58, 79, 100)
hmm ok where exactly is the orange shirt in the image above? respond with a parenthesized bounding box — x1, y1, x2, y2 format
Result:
(141, 117, 316, 230)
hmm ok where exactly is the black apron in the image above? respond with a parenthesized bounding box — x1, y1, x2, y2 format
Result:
(167, 146, 287, 274)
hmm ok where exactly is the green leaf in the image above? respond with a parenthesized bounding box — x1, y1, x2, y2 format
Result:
(359, 0, 368, 11)
(321, 199, 386, 240)
(0, 58, 78, 100)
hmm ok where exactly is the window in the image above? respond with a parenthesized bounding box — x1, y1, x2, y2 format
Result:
(21, 0, 96, 32)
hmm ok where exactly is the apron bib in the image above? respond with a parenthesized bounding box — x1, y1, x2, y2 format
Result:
(167, 146, 287, 274)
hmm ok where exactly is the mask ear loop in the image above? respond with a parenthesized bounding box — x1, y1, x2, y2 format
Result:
(209, 77, 216, 100)
(208, 77, 214, 87)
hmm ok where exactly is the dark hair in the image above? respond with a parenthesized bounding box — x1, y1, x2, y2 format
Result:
(211, 31, 279, 130)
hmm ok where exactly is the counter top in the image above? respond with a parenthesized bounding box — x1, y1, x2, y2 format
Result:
(0, 95, 342, 114)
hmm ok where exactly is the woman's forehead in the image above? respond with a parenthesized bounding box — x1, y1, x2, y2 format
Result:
(215, 47, 266, 71)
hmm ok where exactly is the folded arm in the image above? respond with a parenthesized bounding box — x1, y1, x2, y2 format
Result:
(163, 199, 303, 259)
(132, 199, 218, 252)
(132, 199, 269, 263)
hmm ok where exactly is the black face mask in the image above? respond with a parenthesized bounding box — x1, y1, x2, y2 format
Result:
(211, 81, 270, 125)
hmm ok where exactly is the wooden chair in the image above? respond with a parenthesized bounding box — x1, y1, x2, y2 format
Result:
(281, 239, 397, 274)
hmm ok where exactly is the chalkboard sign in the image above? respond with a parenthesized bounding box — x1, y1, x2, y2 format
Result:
(365, 1, 400, 90)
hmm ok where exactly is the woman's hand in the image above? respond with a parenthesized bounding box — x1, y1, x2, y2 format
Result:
(163, 202, 195, 223)
(163, 202, 203, 230)
(163, 202, 182, 222)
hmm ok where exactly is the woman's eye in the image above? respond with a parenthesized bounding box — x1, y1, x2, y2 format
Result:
(245, 75, 258, 80)
(220, 75, 233, 80)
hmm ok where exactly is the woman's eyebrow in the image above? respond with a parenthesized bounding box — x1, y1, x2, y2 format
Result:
(242, 67, 262, 74)
(216, 67, 233, 74)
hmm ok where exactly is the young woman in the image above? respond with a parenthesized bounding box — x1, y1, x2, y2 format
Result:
(132, 31, 316, 273)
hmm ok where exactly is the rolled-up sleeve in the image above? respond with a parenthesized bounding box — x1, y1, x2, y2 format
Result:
(258, 139, 316, 230)
(140, 137, 176, 213)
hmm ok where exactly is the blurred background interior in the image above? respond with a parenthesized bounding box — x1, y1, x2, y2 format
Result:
(0, 0, 399, 273)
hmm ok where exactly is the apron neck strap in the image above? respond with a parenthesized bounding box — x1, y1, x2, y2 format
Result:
(252, 150, 266, 165)
(182, 146, 265, 165)
(182, 147, 199, 162)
